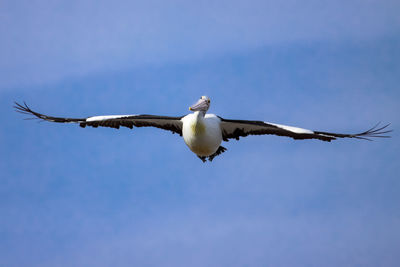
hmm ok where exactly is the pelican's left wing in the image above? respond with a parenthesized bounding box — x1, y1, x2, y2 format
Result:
(219, 117, 391, 142)
(15, 102, 184, 135)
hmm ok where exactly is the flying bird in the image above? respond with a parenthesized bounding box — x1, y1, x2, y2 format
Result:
(14, 96, 391, 162)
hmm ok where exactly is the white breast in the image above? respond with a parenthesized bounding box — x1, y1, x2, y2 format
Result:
(181, 113, 223, 156)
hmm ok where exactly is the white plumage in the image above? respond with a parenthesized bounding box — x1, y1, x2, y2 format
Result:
(182, 113, 222, 156)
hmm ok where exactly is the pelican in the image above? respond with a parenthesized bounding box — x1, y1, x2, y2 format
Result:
(14, 96, 391, 162)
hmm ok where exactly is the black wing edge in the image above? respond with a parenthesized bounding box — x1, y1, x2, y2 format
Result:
(314, 122, 393, 141)
(14, 101, 85, 123)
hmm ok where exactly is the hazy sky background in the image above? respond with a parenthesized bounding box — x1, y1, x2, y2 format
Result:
(1, 0, 399, 266)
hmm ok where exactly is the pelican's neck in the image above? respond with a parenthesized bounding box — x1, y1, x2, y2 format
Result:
(193, 111, 206, 120)
(189, 111, 206, 135)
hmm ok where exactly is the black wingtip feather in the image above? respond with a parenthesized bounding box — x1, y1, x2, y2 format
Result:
(14, 101, 87, 124)
(315, 122, 392, 141)
(14, 101, 38, 118)
(353, 122, 392, 139)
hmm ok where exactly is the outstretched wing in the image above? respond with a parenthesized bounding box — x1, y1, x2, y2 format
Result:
(14, 102, 184, 135)
(219, 118, 391, 142)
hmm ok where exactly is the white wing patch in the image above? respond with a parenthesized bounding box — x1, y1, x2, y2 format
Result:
(86, 115, 134, 122)
(268, 122, 314, 134)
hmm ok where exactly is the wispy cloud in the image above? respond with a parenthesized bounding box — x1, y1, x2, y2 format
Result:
(1, 0, 399, 89)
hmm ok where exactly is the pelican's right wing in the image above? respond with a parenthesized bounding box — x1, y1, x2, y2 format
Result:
(219, 117, 391, 142)
(15, 102, 184, 136)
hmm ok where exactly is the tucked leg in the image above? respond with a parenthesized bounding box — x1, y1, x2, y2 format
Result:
(197, 155, 207, 163)
(207, 146, 227, 162)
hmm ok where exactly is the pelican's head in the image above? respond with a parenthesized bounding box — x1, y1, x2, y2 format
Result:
(189, 96, 210, 112)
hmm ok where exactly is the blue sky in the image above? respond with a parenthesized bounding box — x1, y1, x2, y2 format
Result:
(1, 1, 400, 266)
